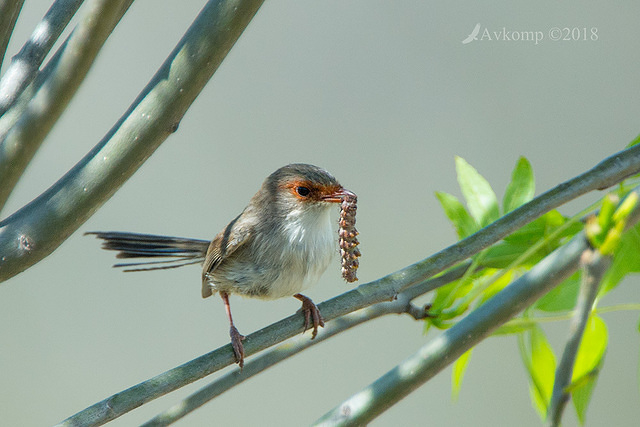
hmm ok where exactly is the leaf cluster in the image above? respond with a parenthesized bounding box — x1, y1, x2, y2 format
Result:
(433, 154, 640, 424)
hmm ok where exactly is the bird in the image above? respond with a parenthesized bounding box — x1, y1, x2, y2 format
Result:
(87, 163, 358, 368)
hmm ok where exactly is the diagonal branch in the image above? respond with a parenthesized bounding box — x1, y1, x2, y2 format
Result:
(0, 0, 25, 71)
(0, 0, 86, 116)
(56, 265, 465, 426)
(0, 0, 266, 281)
(54, 146, 640, 425)
(314, 234, 590, 426)
(547, 250, 611, 426)
(0, 0, 133, 212)
(142, 265, 470, 427)
(313, 190, 640, 426)
(144, 303, 410, 427)
(370, 143, 640, 301)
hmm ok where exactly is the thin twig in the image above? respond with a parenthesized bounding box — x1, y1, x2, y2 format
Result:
(547, 250, 611, 426)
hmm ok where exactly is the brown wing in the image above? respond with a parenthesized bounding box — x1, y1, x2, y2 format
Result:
(201, 213, 253, 298)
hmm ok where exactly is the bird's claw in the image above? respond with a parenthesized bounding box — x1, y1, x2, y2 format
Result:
(229, 325, 246, 368)
(294, 293, 325, 339)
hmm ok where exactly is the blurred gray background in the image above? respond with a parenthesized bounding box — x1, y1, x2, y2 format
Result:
(1, 1, 640, 425)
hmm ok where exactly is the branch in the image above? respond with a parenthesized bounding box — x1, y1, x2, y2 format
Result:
(144, 308, 401, 427)
(0, 0, 133, 212)
(375, 143, 640, 299)
(0, 0, 638, 286)
(0, 0, 266, 281)
(56, 265, 469, 426)
(141, 266, 465, 426)
(52, 144, 640, 424)
(0, 0, 85, 116)
(313, 234, 590, 426)
(0, 0, 24, 71)
(547, 250, 611, 426)
(314, 188, 640, 426)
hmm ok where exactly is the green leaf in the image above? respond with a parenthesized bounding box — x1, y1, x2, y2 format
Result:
(479, 269, 514, 304)
(613, 191, 639, 223)
(571, 316, 607, 424)
(480, 240, 549, 269)
(503, 156, 535, 213)
(523, 326, 557, 420)
(535, 272, 581, 312)
(504, 210, 581, 245)
(478, 242, 525, 269)
(486, 211, 583, 271)
(571, 316, 607, 381)
(429, 282, 458, 313)
(595, 194, 618, 243)
(492, 318, 537, 335)
(435, 191, 479, 238)
(452, 348, 473, 401)
(455, 156, 500, 227)
(624, 135, 640, 180)
(626, 133, 640, 148)
(599, 224, 640, 295)
(430, 277, 475, 313)
(503, 216, 549, 244)
(600, 192, 640, 256)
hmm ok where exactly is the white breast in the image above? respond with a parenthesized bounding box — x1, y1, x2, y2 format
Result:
(266, 204, 335, 299)
(207, 203, 336, 300)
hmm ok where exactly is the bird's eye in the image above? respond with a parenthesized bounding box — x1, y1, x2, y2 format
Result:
(296, 186, 311, 197)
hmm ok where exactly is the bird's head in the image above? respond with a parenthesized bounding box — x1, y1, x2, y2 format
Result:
(262, 163, 355, 214)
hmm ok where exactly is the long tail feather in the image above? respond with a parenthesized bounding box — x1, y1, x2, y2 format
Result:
(86, 231, 209, 271)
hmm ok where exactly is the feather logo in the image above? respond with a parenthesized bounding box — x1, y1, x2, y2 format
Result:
(462, 23, 481, 44)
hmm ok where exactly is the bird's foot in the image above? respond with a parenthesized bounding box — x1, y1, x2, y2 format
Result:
(294, 293, 325, 339)
(229, 325, 246, 368)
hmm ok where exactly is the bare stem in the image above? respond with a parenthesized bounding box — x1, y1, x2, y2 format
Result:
(547, 250, 611, 427)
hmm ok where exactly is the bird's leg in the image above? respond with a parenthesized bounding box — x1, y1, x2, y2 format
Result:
(221, 292, 245, 368)
(293, 293, 325, 339)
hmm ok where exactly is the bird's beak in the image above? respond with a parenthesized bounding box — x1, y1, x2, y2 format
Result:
(321, 187, 356, 203)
